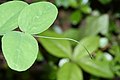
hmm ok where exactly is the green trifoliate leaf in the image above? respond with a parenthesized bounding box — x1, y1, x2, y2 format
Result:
(0, 1, 28, 35)
(2, 31, 38, 71)
(18, 2, 58, 34)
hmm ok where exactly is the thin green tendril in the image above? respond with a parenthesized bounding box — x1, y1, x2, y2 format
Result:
(34, 35, 93, 59)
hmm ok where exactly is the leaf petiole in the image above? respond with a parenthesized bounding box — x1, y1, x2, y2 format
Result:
(34, 35, 93, 59)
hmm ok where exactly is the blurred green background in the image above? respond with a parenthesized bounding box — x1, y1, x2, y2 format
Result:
(0, 0, 120, 80)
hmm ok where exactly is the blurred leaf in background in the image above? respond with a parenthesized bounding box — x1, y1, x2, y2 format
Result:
(99, 0, 112, 4)
(38, 30, 72, 58)
(73, 36, 100, 60)
(80, 14, 109, 37)
(78, 57, 114, 78)
(70, 10, 82, 25)
(57, 62, 83, 80)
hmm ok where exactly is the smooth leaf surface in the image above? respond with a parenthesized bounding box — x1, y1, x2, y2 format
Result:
(78, 58, 114, 78)
(18, 2, 58, 34)
(99, 0, 112, 4)
(57, 62, 83, 80)
(38, 31, 72, 58)
(81, 14, 109, 36)
(63, 28, 80, 45)
(0, 1, 28, 35)
(81, 5, 91, 14)
(2, 31, 38, 71)
(69, 0, 78, 8)
(109, 45, 120, 56)
(73, 36, 99, 60)
(70, 10, 82, 25)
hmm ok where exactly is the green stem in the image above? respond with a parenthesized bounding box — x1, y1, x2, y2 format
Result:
(34, 35, 93, 59)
